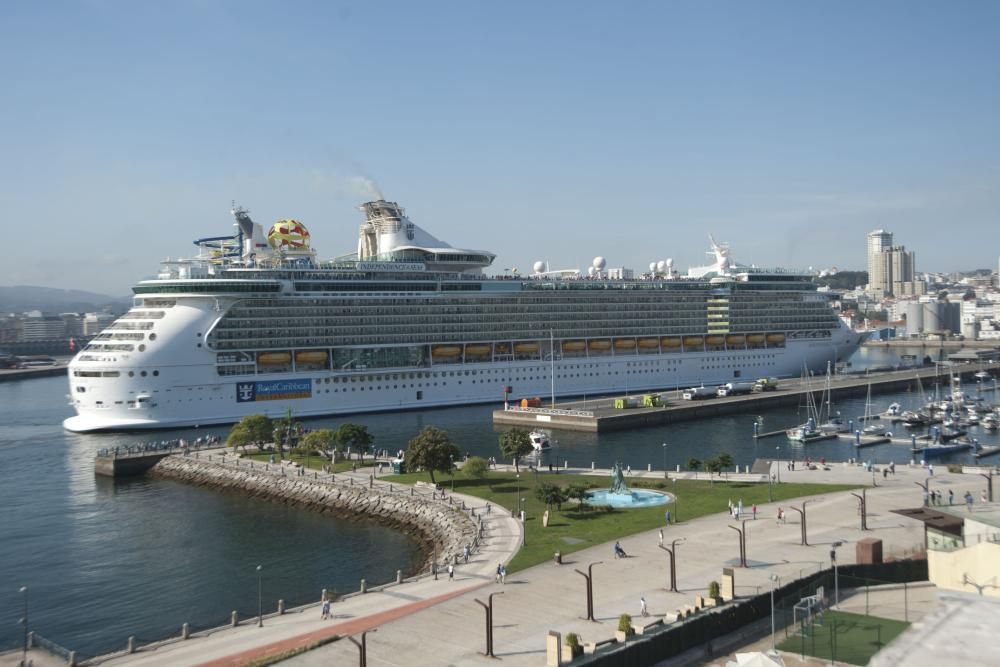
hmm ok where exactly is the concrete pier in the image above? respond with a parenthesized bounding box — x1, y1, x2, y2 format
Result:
(493, 363, 1000, 433)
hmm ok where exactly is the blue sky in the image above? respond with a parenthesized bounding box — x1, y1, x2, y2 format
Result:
(1, 1, 998, 294)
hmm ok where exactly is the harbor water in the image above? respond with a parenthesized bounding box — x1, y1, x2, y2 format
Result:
(2, 345, 997, 656)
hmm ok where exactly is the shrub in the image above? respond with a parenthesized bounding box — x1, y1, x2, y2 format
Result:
(947, 464, 962, 474)
(708, 581, 720, 598)
(463, 456, 490, 480)
(565, 632, 580, 648)
(618, 613, 634, 634)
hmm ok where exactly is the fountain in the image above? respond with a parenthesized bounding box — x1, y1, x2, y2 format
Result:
(584, 462, 673, 509)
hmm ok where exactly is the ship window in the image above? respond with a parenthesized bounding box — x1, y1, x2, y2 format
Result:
(128, 371, 134, 377)
(153, 370, 159, 376)
(76, 386, 86, 393)
(141, 371, 147, 377)
(149, 333, 157, 341)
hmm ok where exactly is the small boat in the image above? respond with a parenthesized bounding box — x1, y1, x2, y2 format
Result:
(861, 383, 887, 436)
(766, 333, 786, 344)
(705, 335, 725, 347)
(514, 342, 539, 354)
(982, 414, 999, 430)
(588, 339, 611, 351)
(464, 344, 492, 357)
(562, 340, 586, 352)
(613, 338, 637, 350)
(914, 441, 974, 458)
(787, 418, 821, 442)
(432, 345, 462, 358)
(295, 350, 329, 364)
(726, 334, 746, 347)
(975, 370, 992, 381)
(637, 338, 660, 349)
(257, 352, 292, 365)
(683, 336, 704, 348)
(660, 336, 682, 349)
(529, 431, 551, 451)
(747, 334, 766, 345)
(901, 410, 931, 427)
(818, 412, 850, 434)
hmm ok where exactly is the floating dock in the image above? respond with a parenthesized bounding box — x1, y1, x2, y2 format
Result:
(492, 364, 1000, 433)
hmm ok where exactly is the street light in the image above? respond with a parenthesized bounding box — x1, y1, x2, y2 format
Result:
(513, 473, 520, 514)
(831, 541, 844, 609)
(450, 454, 455, 493)
(521, 498, 526, 546)
(672, 477, 678, 522)
(19, 586, 27, 667)
(662, 442, 668, 479)
(769, 574, 780, 651)
(256, 565, 263, 627)
(775, 447, 781, 483)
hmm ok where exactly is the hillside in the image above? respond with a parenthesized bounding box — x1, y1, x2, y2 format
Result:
(0, 285, 130, 314)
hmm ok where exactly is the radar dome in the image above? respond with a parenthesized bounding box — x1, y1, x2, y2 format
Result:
(268, 219, 311, 250)
(666, 258, 674, 267)
(656, 260, 667, 273)
(533, 261, 546, 274)
(587, 266, 596, 276)
(649, 262, 657, 272)
(592, 256, 606, 270)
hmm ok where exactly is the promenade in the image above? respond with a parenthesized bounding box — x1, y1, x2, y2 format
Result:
(88, 458, 995, 666)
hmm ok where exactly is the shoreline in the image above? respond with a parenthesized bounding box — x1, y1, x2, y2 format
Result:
(149, 455, 479, 581)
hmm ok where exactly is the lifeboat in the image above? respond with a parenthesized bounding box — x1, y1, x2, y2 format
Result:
(295, 350, 329, 364)
(614, 338, 636, 350)
(514, 342, 540, 354)
(588, 339, 612, 351)
(747, 334, 765, 345)
(562, 340, 587, 352)
(464, 344, 492, 357)
(495, 343, 511, 354)
(726, 334, 745, 347)
(257, 352, 292, 365)
(706, 335, 725, 347)
(766, 333, 786, 344)
(638, 338, 660, 349)
(432, 345, 462, 358)
(683, 336, 704, 348)
(660, 336, 682, 348)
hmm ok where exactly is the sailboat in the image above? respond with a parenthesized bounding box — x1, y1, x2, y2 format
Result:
(787, 367, 824, 441)
(817, 362, 849, 434)
(861, 383, 888, 436)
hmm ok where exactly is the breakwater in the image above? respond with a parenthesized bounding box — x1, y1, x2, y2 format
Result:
(149, 455, 479, 573)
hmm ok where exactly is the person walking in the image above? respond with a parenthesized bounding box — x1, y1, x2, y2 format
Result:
(485, 502, 491, 515)
(965, 491, 974, 511)
(321, 599, 331, 620)
(949, 489, 954, 505)
(658, 529, 664, 546)
(640, 596, 648, 617)
(496, 563, 503, 584)
(752, 504, 758, 520)
(500, 565, 506, 584)
(463, 545, 470, 563)
(447, 563, 455, 581)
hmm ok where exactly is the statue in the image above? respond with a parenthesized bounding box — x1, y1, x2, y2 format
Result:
(610, 462, 628, 496)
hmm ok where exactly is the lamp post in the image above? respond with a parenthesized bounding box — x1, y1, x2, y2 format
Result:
(513, 473, 520, 514)
(915, 479, 930, 506)
(474, 592, 504, 657)
(19, 586, 27, 667)
(658, 538, 684, 592)
(775, 447, 780, 483)
(573, 562, 603, 621)
(450, 455, 455, 493)
(979, 471, 995, 502)
(672, 477, 678, 522)
(662, 442, 668, 479)
(521, 498, 526, 546)
(256, 565, 263, 627)
(831, 541, 844, 609)
(348, 628, 377, 667)
(769, 574, 780, 652)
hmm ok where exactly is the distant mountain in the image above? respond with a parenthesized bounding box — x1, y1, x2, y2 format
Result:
(0, 285, 131, 314)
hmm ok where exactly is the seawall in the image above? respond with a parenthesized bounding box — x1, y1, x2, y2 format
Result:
(149, 455, 479, 575)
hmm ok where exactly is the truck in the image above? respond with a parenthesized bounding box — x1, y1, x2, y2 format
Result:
(682, 386, 717, 400)
(754, 377, 779, 392)
(716, 382, 755, 397)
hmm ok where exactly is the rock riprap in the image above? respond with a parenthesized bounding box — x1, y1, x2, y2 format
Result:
(150, 455, 478, 574)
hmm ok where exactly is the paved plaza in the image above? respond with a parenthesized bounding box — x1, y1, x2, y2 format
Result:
(78, 460, 994, 666)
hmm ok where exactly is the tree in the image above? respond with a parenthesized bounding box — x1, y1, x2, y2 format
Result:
(687, 458, 702, 473)
(228, 414, 273, 453)
(301, 428, 337, 455)
(405, 426, 460, 484)
(535, 482, 567, 511)
(227, 424, 253, 454)
(498, 428, 533, 472)
(272, 409, 301, 460)
(565, 482, 592, 508)
(335, 423, 374, 463)
(463, 456, 490, 481)
(704, 457, 722, 483)
(717, 453, 734, 480)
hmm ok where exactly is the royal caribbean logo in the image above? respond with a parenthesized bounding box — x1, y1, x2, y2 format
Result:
(236, 379, 311, 403)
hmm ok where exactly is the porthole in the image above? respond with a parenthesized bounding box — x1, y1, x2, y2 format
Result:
(140, 371, 148, 377)
(149, 333, 157, 341)
(153, 370, 159, 377)
(128, 371, 135, 377)
(138, 344, 146, 352)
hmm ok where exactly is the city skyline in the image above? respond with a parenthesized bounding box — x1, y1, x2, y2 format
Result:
(1, 1, 999, 294)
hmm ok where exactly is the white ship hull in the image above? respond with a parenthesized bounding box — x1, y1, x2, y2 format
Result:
(64, 298, 863, 432)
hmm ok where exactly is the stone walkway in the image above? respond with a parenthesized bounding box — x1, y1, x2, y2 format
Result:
(100, 459, 991, 666)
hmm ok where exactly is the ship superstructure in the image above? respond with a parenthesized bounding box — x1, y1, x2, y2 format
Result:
(64, 200, 864, 432)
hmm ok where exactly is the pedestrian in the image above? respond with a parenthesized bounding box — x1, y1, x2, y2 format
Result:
(486, 502, 492, 515)
(883, 468, 888, 479)
(665, 510, 672, 524)
(949, 489, 954, 505)
(738, 499, 743, 516)
(500, 565, 506, 584)
(928, 464, 934, 477)
(890, 461, 896, 475)
(752, 504, 757, 520)
(321, 599, 331, 620)
(965, 491, 974, 511)
(496, 563, 502, 584)
(464, 545, 470, 563)
(640, 596, 648, 617)
(923, 490, 929, 506)
(448, 563, 454, 581)
(658, 529, 664, 546)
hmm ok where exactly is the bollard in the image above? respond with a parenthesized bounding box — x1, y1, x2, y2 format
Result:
(564, 460, 568, 469)
(360, 579, 367, 594)
(27, 631, 34, 649)
(753, 421, 759, 437)
(849, 419, 854, 433)
(321, 588, 328, 602)
(591, 461, 595, 470)
(855, 430, 861, 445)
(676, 464, 680, 472)
(397, 569, 403, 584)
(411, 487, 414, 496)
(182, 622, 190, 639)
(128, 636, 136, 654)
(232, 610, 239, 627)
(69, 651, 77, 667)
(647, 463, 652, 472)
(278, 599, 285, 614)
(554, 551, 562, 564)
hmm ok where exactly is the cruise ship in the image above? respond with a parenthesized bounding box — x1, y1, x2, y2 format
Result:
(64, 199, 865, 432)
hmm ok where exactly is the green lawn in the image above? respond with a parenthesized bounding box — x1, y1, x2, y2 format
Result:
(778, 610, 909, 665)
(242, 450, 378, 474)
(384, 469, 857, 572)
